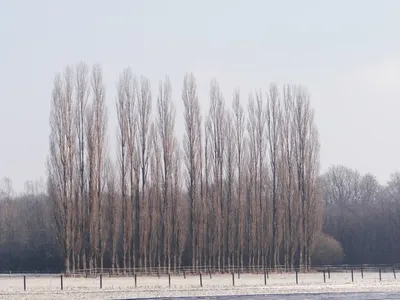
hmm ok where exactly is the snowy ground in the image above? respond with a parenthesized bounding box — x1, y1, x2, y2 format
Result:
(1, 271, 400, 299)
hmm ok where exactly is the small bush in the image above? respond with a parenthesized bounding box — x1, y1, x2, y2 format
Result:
(312, 233, 344, 265)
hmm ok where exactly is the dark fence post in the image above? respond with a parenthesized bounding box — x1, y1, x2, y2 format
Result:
(361, 268, 364, 279)
(379, 268, 382, 281)
(238, 268, 240, 279)
(351, 268, 354, 282)
(328, 267, 330, 279)
(296, 270, 298, 284)
(61, 274, 63, 290)
(183, 268, 186, 279)
(134, 273, 137, 287)
(232, 272, 235, 286)
(323, 271, 326, 283)
(23, 275, 26, 291)
(200, 273, 203, 287)
(393, 267, 396, 279)
(168, 273, 171, 287)
(100, 274, 102, 289)
(157, 269, 160, 279)
(209, 268, 212, 279)
(264, 269, 267, 285)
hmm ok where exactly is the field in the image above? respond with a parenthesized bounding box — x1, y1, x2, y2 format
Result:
(1, 271, 400, 299)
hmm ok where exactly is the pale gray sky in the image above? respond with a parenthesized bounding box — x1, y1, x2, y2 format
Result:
(1, 0, 400, 193)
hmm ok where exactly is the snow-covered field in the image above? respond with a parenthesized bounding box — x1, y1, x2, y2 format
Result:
(1, 271, 400, 299)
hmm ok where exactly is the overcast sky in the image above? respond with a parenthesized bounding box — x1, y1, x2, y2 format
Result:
(1, 0, 400, 193)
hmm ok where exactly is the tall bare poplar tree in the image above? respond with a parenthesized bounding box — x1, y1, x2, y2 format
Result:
(171, 139, 187, 271)
(137, 76, 152, 269)
(292, 86, 321, 269)
(281, 85, 296, 269)
(74, 62, 89, 271)
(84, 65, 107, 270)
(48, 66, 76, 273)
(266, 83, 282, 268)
(204, 118, 213, 269)
(116, 70, 131, 270)
(85, 102, 96, 270)
(255, 90, 267, 269)
(182, 73, 202, 271)
(224, 112, 236, 272)
(232, 89, 246, 271)
(91, 65, 108, 270)
(150, 122, 162, 271)
(305, 124, 322, 267)
(120, 68, 138, 269)
(157, 77, 175, 271)
(246, 94, 258, 269)
(208, 79, 225, 271)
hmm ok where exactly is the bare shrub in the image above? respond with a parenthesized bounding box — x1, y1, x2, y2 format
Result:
(312, 233, 344, 265)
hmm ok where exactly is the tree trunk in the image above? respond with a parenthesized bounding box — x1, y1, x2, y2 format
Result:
(65, 252, 70, 274)
(101, 253, 104, 273)
(72, 251, 76, 273)
(111, 252, 115, 273)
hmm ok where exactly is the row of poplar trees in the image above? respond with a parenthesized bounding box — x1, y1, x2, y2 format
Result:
(48, 63, 322, 274)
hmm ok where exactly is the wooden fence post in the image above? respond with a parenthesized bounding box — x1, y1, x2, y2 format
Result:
(135, 273, 137, 287)
(393, 267, 396, 279)
(361, 268, 364, 279)
(183, 269, 186, 279)
(328, 267, 330, 279)
(379, 269, 382, 281)
(23, 276, 26, 291)
(264, 269, 267, 285)
(351, 268, 354, 282)
(296, 270, 298, 284)
(323, 271, 326, 283)
(100, 274, 102, 289)
(61, 274, 63, 290)
(168, 273, 171, 287)
(200, 273, 203, 287)
(232, 272, 235, 286)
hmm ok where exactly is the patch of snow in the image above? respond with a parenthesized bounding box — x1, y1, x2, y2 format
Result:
(0, 271, 399, 299)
